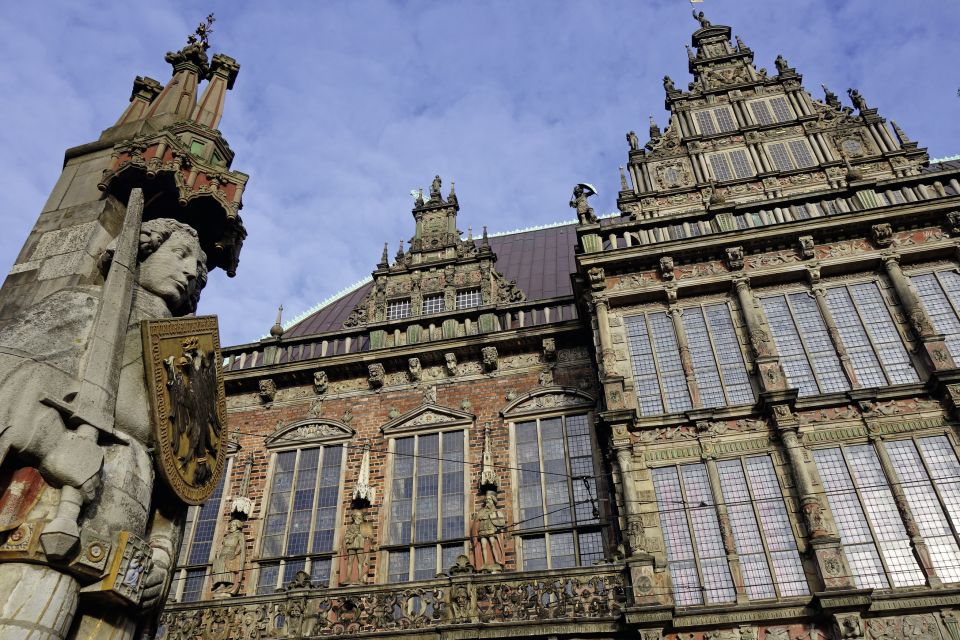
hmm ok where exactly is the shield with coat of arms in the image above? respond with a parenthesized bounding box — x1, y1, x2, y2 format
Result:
(141, 316, 227, 505)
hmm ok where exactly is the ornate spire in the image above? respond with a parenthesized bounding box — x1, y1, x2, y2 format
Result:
(352, 443, 374, 506)
(619, 166, 629, 191)
(648, 116, 661, 139)
(378, 242, 389, 269)
(481, 225, 489, 247)
(448, 180, 458, 205)
(479, 426, 498, 491)
(269, 305, 284, 338)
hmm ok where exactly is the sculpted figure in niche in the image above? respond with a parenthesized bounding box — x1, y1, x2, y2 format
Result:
(339, 510, 373, 585)
(470, 493, 506, 572)
(0, 216, 208, 638)
(211, 518, 246, 598)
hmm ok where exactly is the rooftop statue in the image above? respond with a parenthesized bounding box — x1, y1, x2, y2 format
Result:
(570, 183, 598, 225)
(692, 9, 712, 29)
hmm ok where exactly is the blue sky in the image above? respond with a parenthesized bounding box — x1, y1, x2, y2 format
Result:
(0, 1, 958, 346)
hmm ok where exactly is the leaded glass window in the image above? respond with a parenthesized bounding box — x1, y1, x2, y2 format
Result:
(455, 288, 481, 309)
(707, 150, 754, 182)
(749, 97, 793, 125)
(813, 438, 960, 588)
(386, 299, 411, 320)
(761, 293, 850, 396)
(911, 269, 960, 358)
(625, 303, 753, 416)
(515, 415, 604, 570)
(257, 446, 343, 593)
(824, 283, 918, 386)
(169, 458, 231, 602)
(694, 106, 737, 135)
(770, 97, 793, 122)
(766, 140, 817, 171)
(387, 431, 466, 581)
(750, 101, 774, 126)
(421, 294, 445, 315)
(788, 140, 816, 168)
(709, 154, 732, 181)
(653, 456, 805, 606)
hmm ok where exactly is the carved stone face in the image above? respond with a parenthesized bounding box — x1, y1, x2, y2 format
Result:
(138, 230, 203, 311)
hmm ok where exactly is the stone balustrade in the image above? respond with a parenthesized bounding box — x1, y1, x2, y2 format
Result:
(156, 565, 627, 639)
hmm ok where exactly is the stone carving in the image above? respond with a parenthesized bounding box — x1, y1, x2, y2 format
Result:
(313, 370, 328, 394)
(407, 357, 422, 382)
(692, 9, 711, 28)
(481, 346, 498, 372)
(539, 368, 555, 386)
(429, 175, 443, 201)
(444, 352, 458, 376)
(847, 88, 868, 112)
(725, 246, 745, 271)
(587, 266, 606, 291)
(946, 211, 960, 236)
(342, 295, 369, 328)
(859, 398, 941, 418)
(479, 427, 498, 491)
(352, 445, 374, 506)
(542, 338, 557, 361)
(570, 184, 598, 225)
(368, 363, 385, 389)
(471, 494, 506, 572)
(798, 235, 815, 259)
(508, 390, 590, 413)
(259, 378, 277, 404)
(775, 54, 789, 74)
(835, 612, 863, 639)
(423, 385, 438, 404)
(765, 628, 790, 640)
(211, 518, 246, 598)
(659, 256, 675, 281)
(663, 75, 677, 94)
(339, 511, 373, 585)
(626, 130, 639, 151)
(871, 223, 894, 247)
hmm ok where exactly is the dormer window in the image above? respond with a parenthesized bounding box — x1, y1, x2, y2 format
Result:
(387, 299, 412, 320)
(455, 288, 481, 310)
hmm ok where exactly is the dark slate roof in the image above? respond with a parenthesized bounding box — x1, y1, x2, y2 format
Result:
(287, 222, 578, 338)
(923, 159, 960, 173)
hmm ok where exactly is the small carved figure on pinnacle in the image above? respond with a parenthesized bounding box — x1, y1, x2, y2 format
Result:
(847, 88, 868, 113)
(774, 55, 789, 74)
(626, 130, 639, 151)
(569, 183, 598, 225)
(822, 85, 841, 110)
(692, 9, 711, 28)
(430, 175, 442, 201)
(663, 75, 676, 94)
(648, 116, 661, 140)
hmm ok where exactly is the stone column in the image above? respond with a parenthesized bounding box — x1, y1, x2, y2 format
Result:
(733, 277, 788, 392)
(668, 305, 701, 407)
(0, 564, 79, 640)
(871, 433, 942, 588)
(768, 404, 856, 591)
(882, 252, 955, 371)
(809, 283, 860, 387)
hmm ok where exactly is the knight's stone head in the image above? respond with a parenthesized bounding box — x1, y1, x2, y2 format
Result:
(137, 219, 209, 315)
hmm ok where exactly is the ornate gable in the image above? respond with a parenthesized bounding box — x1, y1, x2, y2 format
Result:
(381, 402, 475, 435)
(265, 419, 354, 448)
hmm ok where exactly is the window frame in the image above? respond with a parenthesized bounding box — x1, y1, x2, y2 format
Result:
(508, 410, 608, 571)
(747, 96, 795, 126)
(381, 427, 471, 583)
(421, 293, 445, 315)
(168, 456, 234, 603)
(705, 148, 755, 182)
(764, 138, 817, 171)
(692, 105, 738, 136)
(454, 288, 482, 310)
(254, 442, 348, 593)
(386, 298, 412, 320)
(908, 266, 960, 359)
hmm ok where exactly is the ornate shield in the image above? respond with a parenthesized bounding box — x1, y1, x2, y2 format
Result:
(142, 316, 227, 504)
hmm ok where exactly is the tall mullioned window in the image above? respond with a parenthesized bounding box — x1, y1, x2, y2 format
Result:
(811, 437, 960, 589)
(761, 293, 849, 396)
(257, 445, 343, 593)
(707, 149, 754, 181)
(766, 139, 816, 171)
(911, 269, 960, 358)
(652, 455, 806, 606)
(749, 96, 794, 125)
(514, 414, 605, 570)
(387, 431, 466, 582)
(625, 302, 754, 416)
(169, 459, 232, 602)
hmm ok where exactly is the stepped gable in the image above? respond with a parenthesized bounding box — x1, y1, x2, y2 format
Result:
(616, 10, 928, 223)
(284, 188, 576, 338)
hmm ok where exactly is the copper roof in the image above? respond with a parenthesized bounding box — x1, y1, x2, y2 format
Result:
(286, 222, 578, 338)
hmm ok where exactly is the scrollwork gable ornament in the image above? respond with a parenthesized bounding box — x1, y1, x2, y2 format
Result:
(501, 387, 595, 419)
(381, 403, 475, 435)
(265, 419, 354, 448)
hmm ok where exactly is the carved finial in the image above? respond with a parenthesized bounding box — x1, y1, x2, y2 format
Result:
(619, 166, 629, 191)
(686, 45, 695, 62)
(735, 35, 746, 51)
(378, 242, 389, 268)
(415, 188, 425, 207)
(448, 180, 458, 204)
(648, 116, 661, 139)
(186, 13, 216, 50)
(395, 239, 405, 262)
(352, 443, 374, 506)
(890, 120, 911, 146)
(481, 226, 489, 247)
(270, 305, 284, 338)
(479, 425, 498, 491)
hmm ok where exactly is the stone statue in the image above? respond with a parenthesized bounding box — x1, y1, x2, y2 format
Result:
(663, 75, 676, 93)
(626, 130, 639, 151)
(822, 84, 841, 110)
(211, 518, 246, 598)
(470, 493, 506, 572)
(569, 184, 598, 225)
(847, 88, 868, 112)
(774, 55, 789, 73)
(430, 175, 442, 200)
(338, 510, 372, 585)
(692, 9, 711, 28)
(0, 210, 211, 638)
